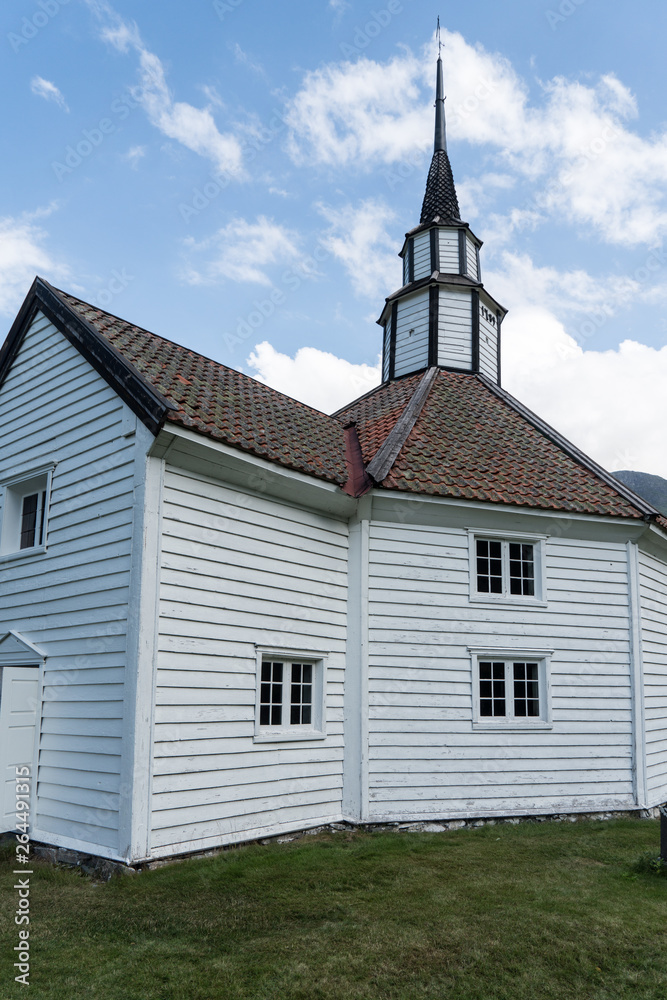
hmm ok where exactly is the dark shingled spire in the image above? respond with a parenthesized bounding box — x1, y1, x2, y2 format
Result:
(420, 52, 462, 225)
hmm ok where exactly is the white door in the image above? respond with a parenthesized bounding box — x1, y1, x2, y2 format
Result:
(0, 667, 39, 833)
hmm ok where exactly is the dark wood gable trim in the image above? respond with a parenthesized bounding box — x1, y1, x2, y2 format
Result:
(496, 310, 502, 386)
(0, 278, 176, 435)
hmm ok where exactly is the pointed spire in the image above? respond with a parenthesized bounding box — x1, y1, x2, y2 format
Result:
(434, 18, 446, 152)
(420, 22, 462, 226)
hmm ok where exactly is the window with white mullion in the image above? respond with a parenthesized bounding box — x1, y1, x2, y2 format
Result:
(256, 654, 324, 739)
(475, 537, 536, 599)
(473, 653, 549, 727)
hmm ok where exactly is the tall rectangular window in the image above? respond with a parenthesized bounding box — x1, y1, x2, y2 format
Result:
(20, 492, 46, 550)
(1, 469, 52, 558)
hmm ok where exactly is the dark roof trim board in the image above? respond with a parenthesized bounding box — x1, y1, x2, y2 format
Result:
(478, 374, 659, 519)
(0, 278, 176, 435)
(366, 366, 439, 483)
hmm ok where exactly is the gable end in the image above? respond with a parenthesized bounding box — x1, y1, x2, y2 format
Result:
(0, 278, 177, 436)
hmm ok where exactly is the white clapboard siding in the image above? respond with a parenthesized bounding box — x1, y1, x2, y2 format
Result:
(438, 230, 459, 273)
(0, 311, 140, 854)
(478, 306, 498, 380)
(638, 549, 667, 801)
(412, 231, 432, 281)
(365, 523, 635, 820)
(151, 466, 348, 854)
(393, 293, 430, 377)
(438, 289, 472, 368)
(466, 235, 479, 281)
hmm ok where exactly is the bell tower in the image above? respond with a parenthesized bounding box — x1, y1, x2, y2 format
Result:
(379, 41, 506, 385)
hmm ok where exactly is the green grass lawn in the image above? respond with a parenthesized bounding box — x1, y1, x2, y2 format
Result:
(1, 819, 667, 999)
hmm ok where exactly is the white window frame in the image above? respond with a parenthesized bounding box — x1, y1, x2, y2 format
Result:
(0, 465, 54, 561)
(253, 647, 327, 743)
(469, 647, 553, 731)
(468, 528, 547, 606)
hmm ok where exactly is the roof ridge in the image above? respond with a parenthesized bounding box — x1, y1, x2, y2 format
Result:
(57, 284, 341, 423)
(366, 366, 439, 483)
(477, 373, 658, 519)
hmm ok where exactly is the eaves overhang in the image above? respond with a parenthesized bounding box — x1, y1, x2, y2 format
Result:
(0, 277, 178, 435)
(377, 275, 507, 326)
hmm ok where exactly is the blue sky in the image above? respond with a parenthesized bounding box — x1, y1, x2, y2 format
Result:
(2, 0, 667, 475)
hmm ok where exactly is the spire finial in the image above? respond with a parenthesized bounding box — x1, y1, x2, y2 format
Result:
(434, 18, 446, 153)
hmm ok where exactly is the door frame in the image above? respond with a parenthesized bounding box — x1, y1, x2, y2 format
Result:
(0, 631, 46, 836)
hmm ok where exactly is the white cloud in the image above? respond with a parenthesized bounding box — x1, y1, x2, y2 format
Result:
(182, 216, 301, 286)
(502, 307, 667, 478)
(486, 252, 644, 320)
(0, 211, 69, 315)
(318, 198, 401, 300)
(123, 145, 146, 169)
(285, 53, 431, 168)
(286, 30, 667, 246)
(246, 341, 380, 413)
(85, 0, 244, 178)
(30, 77, 68, 112)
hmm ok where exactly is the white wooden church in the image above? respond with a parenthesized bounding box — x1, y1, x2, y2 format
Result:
(2, 53, 667, 866)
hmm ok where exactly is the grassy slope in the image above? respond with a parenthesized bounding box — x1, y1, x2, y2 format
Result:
(1, 820, 666, 1000)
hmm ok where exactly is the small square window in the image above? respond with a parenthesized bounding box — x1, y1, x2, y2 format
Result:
(470, 533, 544, 603)
(255, 650, 325, 742)
(471, 650, 551, 728)
(0, 469, 53, 558)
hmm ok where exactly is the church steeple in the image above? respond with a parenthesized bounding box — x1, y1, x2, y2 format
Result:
(420, 45, 461, 225)
(378, 31, 507, 388)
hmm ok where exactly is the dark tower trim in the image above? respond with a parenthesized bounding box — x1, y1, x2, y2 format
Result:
(408, 238, 415, 283)
(388, 301, 398, 380)
(458, 230, 467, 276)
(471, 290, 480, 373)
(496, 310, 502, 386)
(430, 228, 438, 273)
(428, 286, 439, 367)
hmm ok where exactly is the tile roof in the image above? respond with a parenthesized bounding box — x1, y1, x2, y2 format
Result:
(57, 290, 347, 485)
(338, 369, 646, 519)
(45, 287, 654, 521)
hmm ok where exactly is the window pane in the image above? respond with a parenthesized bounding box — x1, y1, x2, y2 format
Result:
(20, 493, 39, 550)
(513, 662, 540, 718)
(259, 661, 283, 726)
(289, 662, 313, 726)
(476, 540, 503, 594)
(509, 543, 535, 596)
(479, 661, 506, 717)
